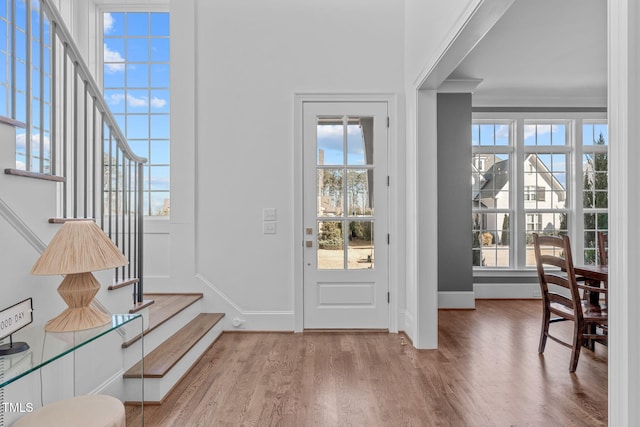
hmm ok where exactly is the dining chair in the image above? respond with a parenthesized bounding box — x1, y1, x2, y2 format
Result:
(597, 231, 608, 266)
(533, 233, 608, 373)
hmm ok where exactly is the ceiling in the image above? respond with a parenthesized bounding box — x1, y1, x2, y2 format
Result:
(448, 0, 607, 108)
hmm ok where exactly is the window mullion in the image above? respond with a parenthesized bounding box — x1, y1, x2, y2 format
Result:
(573, 119, 584, 262)
(514, 118, 525, 269)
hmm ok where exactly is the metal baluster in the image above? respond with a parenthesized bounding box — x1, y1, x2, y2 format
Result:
(50, 20, 56, 175)
(25, 0, 31, 171)
(62, 45, 67, 217)
(38, 3, 44, 173)
(137, 162, 144, 302)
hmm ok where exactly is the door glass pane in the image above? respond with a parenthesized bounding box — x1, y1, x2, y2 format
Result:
(347, 169, 372, 216)
(347, 117, 373, 165)
(317, 119, 343, 166)
(317, 220, 344, 270)
(348, 220, 374, 270)
(317, 169, 343, 217)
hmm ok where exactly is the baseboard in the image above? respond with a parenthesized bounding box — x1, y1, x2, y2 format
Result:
(438, 291, 475, 309)
(88, 369, 126, 399)
(473, 283, 541, 299)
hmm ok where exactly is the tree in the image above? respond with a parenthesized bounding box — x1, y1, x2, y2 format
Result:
(472, 214, 484, 266)
(347, 170, 368, 214)
(318, 221, 343, 250)
(501, 214, 510, 245)
(583, 133, 608, 263)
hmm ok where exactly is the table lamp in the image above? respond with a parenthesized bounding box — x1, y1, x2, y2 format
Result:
(31, 220, 128, 332)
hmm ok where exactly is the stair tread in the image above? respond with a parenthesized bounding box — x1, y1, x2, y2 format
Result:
(124, 312, 224, 378)
(122, 293, 204, 348)
(129, 299, 154, 313)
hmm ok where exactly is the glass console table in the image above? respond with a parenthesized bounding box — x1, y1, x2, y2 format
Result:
(0, 314, 144, 425)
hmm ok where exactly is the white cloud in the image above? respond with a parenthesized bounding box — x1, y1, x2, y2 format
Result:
(15, 132, 51, 151)
(317, 124, 361, 138)
(107, 93, 126, 105)
(104, 44, 124, 73)
(107, 93, 167, 109)
(104, 13, 115, 34)
(495, 124, 510, 139)
(150, 97, 167, 108)
(127, 94, 147, 108)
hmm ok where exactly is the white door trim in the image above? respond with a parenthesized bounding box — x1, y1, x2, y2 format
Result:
(293, 93, 398, 333)
(608, 0, 640, 423)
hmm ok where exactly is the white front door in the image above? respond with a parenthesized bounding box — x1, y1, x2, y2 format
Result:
(303, 102, 389, 329)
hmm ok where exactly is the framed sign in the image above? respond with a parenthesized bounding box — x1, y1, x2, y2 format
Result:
(0, 298, 33, 355)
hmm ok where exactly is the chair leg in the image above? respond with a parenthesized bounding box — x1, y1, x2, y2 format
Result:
(569, 320, 583, 373)
(538, 306, 550, 353)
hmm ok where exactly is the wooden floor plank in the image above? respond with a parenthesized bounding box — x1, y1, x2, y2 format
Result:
(127, 300, 608, 426)
(124, 313, 224, 378)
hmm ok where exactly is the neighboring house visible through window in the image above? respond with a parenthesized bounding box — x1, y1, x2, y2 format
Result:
(472, 115, 608, 269)
(102, 11, 170, 216)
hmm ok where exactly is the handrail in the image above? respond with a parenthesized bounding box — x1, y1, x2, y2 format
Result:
(19, 0, 147, 303)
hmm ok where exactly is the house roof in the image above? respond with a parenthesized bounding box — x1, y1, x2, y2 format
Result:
(474, 158, 509, 202)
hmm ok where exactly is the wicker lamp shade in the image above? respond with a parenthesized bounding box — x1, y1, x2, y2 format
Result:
(32, 220, 128, 332)
(32, 220, 127, 275)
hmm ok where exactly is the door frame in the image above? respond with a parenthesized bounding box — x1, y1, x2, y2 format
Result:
(293, 93, 399, 333)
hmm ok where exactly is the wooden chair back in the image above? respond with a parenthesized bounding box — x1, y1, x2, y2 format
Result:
(597, 231, 608, 266)
(533, 234, 583, 318)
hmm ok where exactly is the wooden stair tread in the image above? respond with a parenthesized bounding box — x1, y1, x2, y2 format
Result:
(124, 313, 224, 378)
(130, 299, 154, 313)
(122, 293, 204, 348)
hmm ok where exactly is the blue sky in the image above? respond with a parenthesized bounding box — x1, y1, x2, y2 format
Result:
(317, 123, 367, 165)
(103, 11, 170, 215)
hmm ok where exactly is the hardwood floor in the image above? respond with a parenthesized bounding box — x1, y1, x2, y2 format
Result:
(126, 300, 607, 426)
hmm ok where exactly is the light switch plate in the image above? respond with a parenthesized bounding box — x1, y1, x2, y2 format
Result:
(263, 208, 277, 221)
(263, 221, 276, 234)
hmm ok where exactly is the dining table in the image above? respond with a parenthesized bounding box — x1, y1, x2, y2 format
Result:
(574, 264, 608, 305)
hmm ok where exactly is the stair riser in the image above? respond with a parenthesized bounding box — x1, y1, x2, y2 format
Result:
(123, 321, 223, 403)
(123, 300, 202, 368)
(98, 279, 138, 314)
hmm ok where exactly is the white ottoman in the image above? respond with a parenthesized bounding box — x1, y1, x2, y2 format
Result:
(12, 395, 125, 427)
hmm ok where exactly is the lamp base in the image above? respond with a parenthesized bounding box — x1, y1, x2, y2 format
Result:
(45, 272, 111, 332)
(45, 306, 111, 332)
(0, 341, 29, 356)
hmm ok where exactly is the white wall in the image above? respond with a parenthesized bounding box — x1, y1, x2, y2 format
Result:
(404, 0, 480, 85)
(167, 0, 405, 330)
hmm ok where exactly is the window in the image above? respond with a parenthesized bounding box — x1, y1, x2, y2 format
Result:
(0, 0, 52, 173)
(582, 122, 608, 264)
(524, 186, 546, 201)
(472, 115, 609, 269)
(103, 11, 170, 216)
(472, 123, 512, 267)
(523, 122, 569, 266)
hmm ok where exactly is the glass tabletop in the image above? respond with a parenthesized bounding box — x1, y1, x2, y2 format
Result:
(0, 314, 142, 388)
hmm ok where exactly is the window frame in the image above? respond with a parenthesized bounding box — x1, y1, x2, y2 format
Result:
(472, 120, 515, 268)
(98, 4, 170, 217)
(473, 112, 608, 274)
